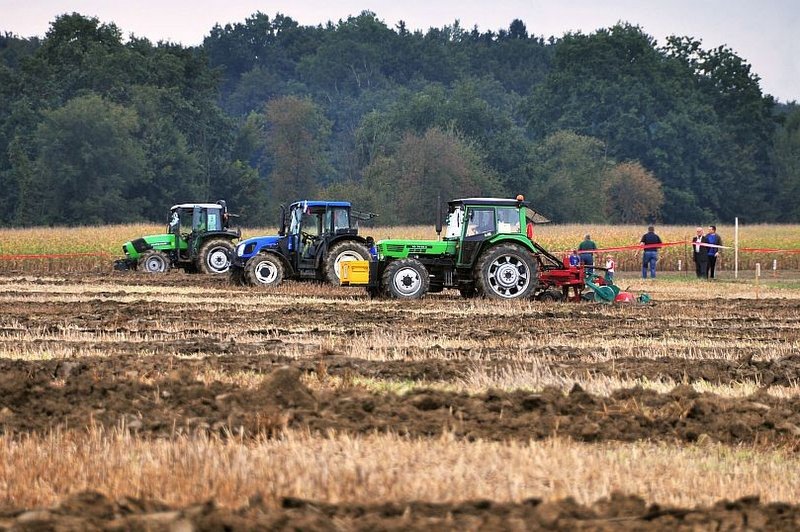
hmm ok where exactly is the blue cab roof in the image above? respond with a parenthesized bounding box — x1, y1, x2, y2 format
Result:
(290, 200, 351, 209)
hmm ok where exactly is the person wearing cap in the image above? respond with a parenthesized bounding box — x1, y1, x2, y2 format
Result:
(578, 234, 597, 275)
(639, 225, 662, 279)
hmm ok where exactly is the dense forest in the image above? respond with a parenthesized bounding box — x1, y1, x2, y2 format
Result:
(0, 12, 798, 226)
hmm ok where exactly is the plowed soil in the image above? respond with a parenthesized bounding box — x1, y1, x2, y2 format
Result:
(2, 271, 800, 520)
(1, 272, 800, 444)
(2, 361, 800, 444)
(3, 490, 800, 531)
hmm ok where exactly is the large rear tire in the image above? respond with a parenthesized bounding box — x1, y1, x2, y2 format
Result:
(324, 241, 371, 285)
(198, 238, 234, 274)
(137, 250, 171, 273)
(244, 254, 284, 287)
(382, 258, 429, 299)
(475, 244, 537, 300)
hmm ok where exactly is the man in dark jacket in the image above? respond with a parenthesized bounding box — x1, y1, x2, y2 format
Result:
(706, 225, 722, 279)
(639, 226, 662, 279)
(578, 234, 597, 274)
(692, 227, 708, 278)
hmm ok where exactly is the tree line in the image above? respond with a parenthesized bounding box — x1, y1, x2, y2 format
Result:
(0, 12, 797, 227)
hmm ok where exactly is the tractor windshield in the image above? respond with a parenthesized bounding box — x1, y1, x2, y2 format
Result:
(445, 206, 464, 240)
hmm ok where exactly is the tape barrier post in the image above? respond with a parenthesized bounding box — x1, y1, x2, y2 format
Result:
(755, 263, 761, 300)
(678, 259, 682, 272)
(773, 259, 777, 278)
(734, 217, 739, 279)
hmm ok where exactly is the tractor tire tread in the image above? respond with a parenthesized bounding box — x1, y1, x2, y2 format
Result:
(198, 238, 235, 275)
(324, 241, 371, 285)
(381, 258, 430, 299)
(475, 243, 537, 300)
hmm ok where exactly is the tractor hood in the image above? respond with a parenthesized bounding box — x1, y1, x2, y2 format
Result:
(122, 233, 178, 258)
(235, 235, 284, 259)
(376, 239, 455, 259)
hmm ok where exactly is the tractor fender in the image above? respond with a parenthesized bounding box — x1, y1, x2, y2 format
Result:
(314, 234, 371, 269)
(466, 236, 537, 269)
(487, 234, 537, 254)
(195, 231, 239, 243)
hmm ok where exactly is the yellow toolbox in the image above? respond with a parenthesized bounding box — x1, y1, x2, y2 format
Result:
(340, 260, 371, 285)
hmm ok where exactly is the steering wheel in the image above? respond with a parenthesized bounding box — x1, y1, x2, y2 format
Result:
(301, 231, 317, 244)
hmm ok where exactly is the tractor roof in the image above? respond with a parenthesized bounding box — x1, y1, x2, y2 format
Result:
(170, 203, 224, 210)
(449, 197, 529, 208)
(290, 200, 352, 209)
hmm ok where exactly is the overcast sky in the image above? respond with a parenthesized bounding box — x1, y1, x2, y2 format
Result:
(2, 0, 798, 102)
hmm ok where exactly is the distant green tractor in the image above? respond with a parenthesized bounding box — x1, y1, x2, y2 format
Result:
(341, 196, 558, 300)
(114, 200, 240, 274)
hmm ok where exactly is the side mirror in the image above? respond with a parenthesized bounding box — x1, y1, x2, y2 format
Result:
(278, 204, 287, 236)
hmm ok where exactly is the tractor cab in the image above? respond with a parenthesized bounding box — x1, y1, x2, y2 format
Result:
(444, 198, 543, 267)
(168, 201, 232, 259)
(282, 201, 355, 271)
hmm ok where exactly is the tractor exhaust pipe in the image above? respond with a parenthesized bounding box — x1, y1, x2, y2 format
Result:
(435, 192, 442, 240)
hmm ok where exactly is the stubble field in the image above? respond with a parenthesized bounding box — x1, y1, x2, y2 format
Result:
(1, 260, 800, 529)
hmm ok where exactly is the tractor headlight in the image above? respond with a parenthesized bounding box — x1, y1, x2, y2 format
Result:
(236, 243, 246, 256)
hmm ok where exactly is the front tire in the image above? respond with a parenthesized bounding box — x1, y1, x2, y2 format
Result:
(198, 239, 234, 274)
(138, 250, 171, 273)
(245, 254, 284, 287)
(324, 241, 371, 285)
(382, 258, 429, 299)
(475, 244, 537, 300)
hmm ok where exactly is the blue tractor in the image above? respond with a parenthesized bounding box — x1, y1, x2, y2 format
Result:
(231, 200, 376, 286)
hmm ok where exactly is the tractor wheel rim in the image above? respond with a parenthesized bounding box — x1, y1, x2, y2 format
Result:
(393, 266, 421, 295)
(207, 247, 230, 273)
(334, 251, 363, 278)
(488, 254, 530, 297)
(146, 257, 164, 272)
(254, 261, 277, 284)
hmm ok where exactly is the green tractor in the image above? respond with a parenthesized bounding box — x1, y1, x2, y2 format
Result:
(341, 196, 558, 300)
(114, 200, 240, 274)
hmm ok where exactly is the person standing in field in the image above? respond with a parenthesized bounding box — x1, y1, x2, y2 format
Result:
(692, 227, 709, 279)
(578, 234, 597, 274)
(639, 225, 662, 279)
(706, 225, 722, 279)
(604, 255, 616, 284)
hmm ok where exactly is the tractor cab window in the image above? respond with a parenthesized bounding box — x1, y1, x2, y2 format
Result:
(465, 209, 495, 237)
(301, 209, 323, 236)
(326, 207, 350, 233)
(205, 209, 222, 231)
(192, 209, 208, 232)
(170, 208, 193, 235)
(496, 207, 521, 234)
(445, 206, 464, 240)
